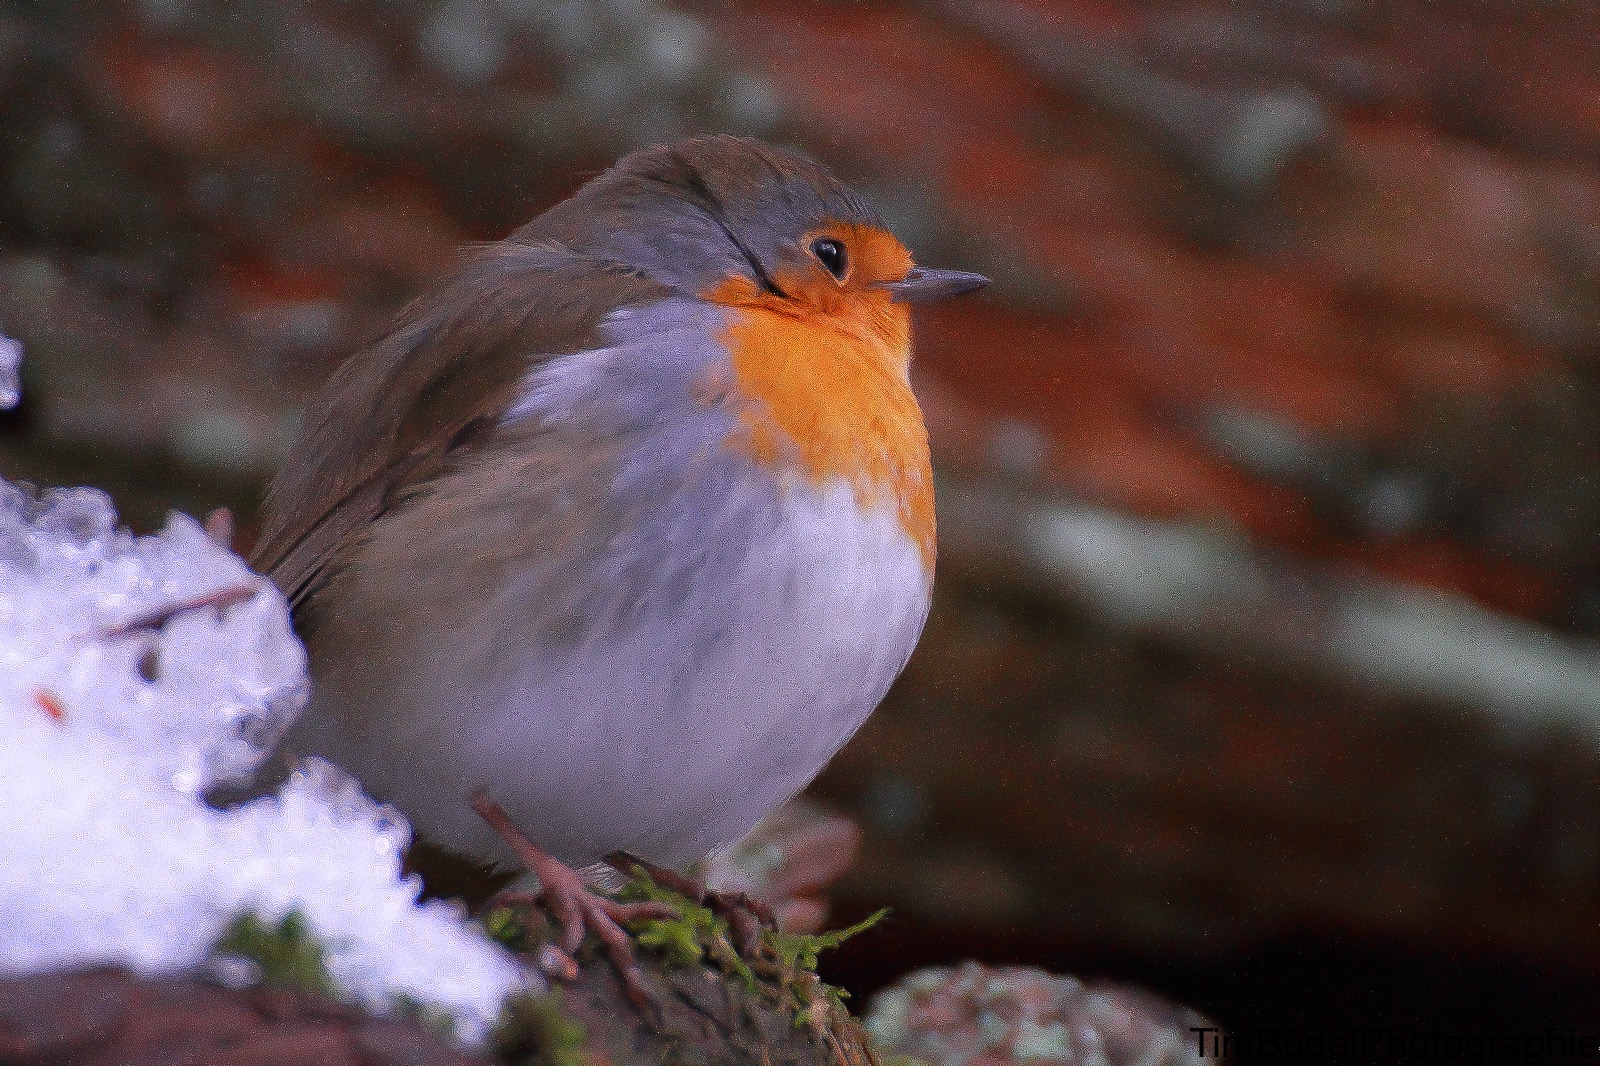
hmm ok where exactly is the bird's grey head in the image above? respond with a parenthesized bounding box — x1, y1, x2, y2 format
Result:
(514, 135, 987, 305)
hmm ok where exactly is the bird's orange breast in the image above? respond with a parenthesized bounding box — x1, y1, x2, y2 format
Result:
(703, 276, 935, 573)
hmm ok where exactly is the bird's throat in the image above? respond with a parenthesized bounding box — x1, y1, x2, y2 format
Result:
(711, 294, 935, 573)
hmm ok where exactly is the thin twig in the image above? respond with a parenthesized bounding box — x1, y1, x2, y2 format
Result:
(95, 582, 263, 640)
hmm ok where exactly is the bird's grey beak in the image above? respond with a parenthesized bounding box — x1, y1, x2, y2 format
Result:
(878, 268, 991, 303)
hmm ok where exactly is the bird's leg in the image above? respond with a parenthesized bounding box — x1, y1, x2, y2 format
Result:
(471, 792, 674, 1008)
(604, 850, 775, 957)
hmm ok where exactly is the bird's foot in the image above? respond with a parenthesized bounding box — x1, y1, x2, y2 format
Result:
(471, 792, 676, 1009)
(604, 849, 776, 957)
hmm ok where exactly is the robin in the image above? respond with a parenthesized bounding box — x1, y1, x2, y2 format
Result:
(252, 134, 988, 993)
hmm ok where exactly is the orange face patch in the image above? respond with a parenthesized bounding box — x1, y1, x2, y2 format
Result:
(702, 224, 934, 572)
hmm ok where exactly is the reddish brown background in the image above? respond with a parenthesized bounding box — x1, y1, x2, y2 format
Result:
(3, 2, 1599, 1060)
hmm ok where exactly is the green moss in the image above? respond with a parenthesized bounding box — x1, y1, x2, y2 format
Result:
(495, 990, 590, 1066)
(211, 909, 335, 997)
(483, 904, 532, 950)
(633, 912, 705, 968)
(615, 869, 758, 989)
(765, 908, 888, 973)
(616, 871, 890, 1027)
(391, 993, 459, 1040)
(491, 868, 892, 1039)
(765, 908, 888, 1026)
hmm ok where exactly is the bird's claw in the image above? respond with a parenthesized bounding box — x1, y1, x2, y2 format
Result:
(604, 850, 776, 957)
(472, 792, 671, 1011)
(535, 942, 580, 982)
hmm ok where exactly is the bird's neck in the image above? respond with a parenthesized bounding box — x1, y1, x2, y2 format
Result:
(711, 293, 934, 573)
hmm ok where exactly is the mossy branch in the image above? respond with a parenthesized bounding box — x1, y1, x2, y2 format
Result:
(482, 868, 891, 1055)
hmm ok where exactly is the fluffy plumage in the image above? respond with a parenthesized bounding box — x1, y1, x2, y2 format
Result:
(255, 135, 978, 871)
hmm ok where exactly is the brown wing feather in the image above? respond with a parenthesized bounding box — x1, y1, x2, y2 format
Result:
(252, 240, 670, 612)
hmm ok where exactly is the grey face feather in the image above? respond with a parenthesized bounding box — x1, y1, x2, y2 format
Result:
(511, 135, 884, 299)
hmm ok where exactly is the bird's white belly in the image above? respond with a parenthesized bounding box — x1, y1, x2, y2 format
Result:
(398, 476, 930, 869)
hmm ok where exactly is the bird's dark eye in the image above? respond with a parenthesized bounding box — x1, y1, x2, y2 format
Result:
(810, 237, 848, 280)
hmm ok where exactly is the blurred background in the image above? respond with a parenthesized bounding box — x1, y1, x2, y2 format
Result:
(3, 0, 1599, 1059)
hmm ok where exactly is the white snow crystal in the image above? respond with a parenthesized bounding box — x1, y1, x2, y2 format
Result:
(0, 333, 18, 409)
(0, 480, 532, 1043)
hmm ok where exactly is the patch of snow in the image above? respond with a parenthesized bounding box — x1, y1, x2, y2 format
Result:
(0, 480, 531, 1043)
(0, 333, 20, 409)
